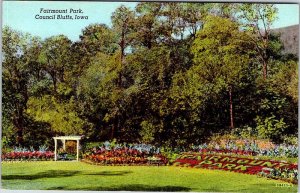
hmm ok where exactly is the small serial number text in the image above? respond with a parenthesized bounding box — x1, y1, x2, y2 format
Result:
(275, 183, 294, 188)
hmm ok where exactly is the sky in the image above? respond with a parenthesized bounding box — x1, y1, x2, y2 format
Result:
(2, 1, 299, 42)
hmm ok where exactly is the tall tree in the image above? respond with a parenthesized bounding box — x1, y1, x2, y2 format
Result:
(72, 24, 118, 74)
(38, 35, 72, 93)
(78, 52, 123, 140)
(238, 4, 278, 79)
(109, 6, 136, 138)
(180, 3, 213, 39)
(191, 16, 251, 129)
(2, 26, 42, 145)
(112, 5, 135, 86)
(134, 2, 162, 49)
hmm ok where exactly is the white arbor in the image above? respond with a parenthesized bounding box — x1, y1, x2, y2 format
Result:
(53, 136, 82, 161)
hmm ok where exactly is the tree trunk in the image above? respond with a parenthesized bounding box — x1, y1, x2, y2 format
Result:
(51, 72, 57, 93)
(13, 114, 24, 146)
(119, 30, 125, 87)
(262, 60, 267, 79)
(17, 128, 23, 146)
(111, 123, 115, 139)
(229, 86, 234, 129)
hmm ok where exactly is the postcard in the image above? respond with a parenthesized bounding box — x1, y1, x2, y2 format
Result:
(1, 1, 299, 192)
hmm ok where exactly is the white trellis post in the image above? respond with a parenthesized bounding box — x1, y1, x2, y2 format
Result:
(76, 139, 79, 161)
(54, 138, 57, 161)
(62, 139, 66, 150)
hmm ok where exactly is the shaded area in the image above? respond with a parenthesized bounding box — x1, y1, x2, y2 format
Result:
(85, 171, 132, 176)
(49, 184, 192, 191)
(2, 170, 80, 180)
(2, 170, 132, 180)
(2, 162, 297, 193)
(46, 186, 66, 190)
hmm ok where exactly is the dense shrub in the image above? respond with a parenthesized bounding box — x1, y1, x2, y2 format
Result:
(255, 115, 287, 141)
(65, 141, 77, 154)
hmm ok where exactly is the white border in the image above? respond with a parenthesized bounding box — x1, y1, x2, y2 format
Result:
(0, 1, 299, 193)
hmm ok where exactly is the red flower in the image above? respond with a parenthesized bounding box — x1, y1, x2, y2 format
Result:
(174, 153, 298, 175)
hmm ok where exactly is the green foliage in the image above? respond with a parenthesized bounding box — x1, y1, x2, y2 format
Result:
(38, 35, 73, 92)
(160, 147, 180, 165)
(239, 4, 278, 31)
(1, 136, 12, 154)
(282, 136, 298, 146)
(232, 126, 258, 139)
(270, 60, 298, 103)
(2, 26, 43, 146)
(79, 23, 118, 55)
(112, 5, 135, 56)
(192, 15, 251, 87)
(190, 15, 252, 129)
(255, 115, 288, 141)
(238, 4, 279, 79)
(27, 96, 92, 135)
(139, 121, 155, 143)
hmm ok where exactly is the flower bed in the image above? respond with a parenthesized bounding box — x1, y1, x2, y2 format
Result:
(199, 148, 255, 156)
(173, 153, 298, 183)
(190, 140, 298, 158)
(83, 147, 168, 165)
(258, 167, 298, 184)
(1, 146, 54, 161)
(1, 151, 54, 161)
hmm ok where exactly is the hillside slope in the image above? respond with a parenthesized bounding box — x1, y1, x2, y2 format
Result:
(271, 24, 299, 57)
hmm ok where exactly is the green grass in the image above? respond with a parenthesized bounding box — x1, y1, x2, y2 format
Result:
(1, 161, 297, 192)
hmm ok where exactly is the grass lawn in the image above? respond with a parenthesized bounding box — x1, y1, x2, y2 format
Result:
(1, 161, 297, 192)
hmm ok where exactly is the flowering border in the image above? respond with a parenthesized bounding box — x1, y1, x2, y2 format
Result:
(83, 148, 168, 165)
(1, 151, 54, 161)
(173, 153, 297, 176)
